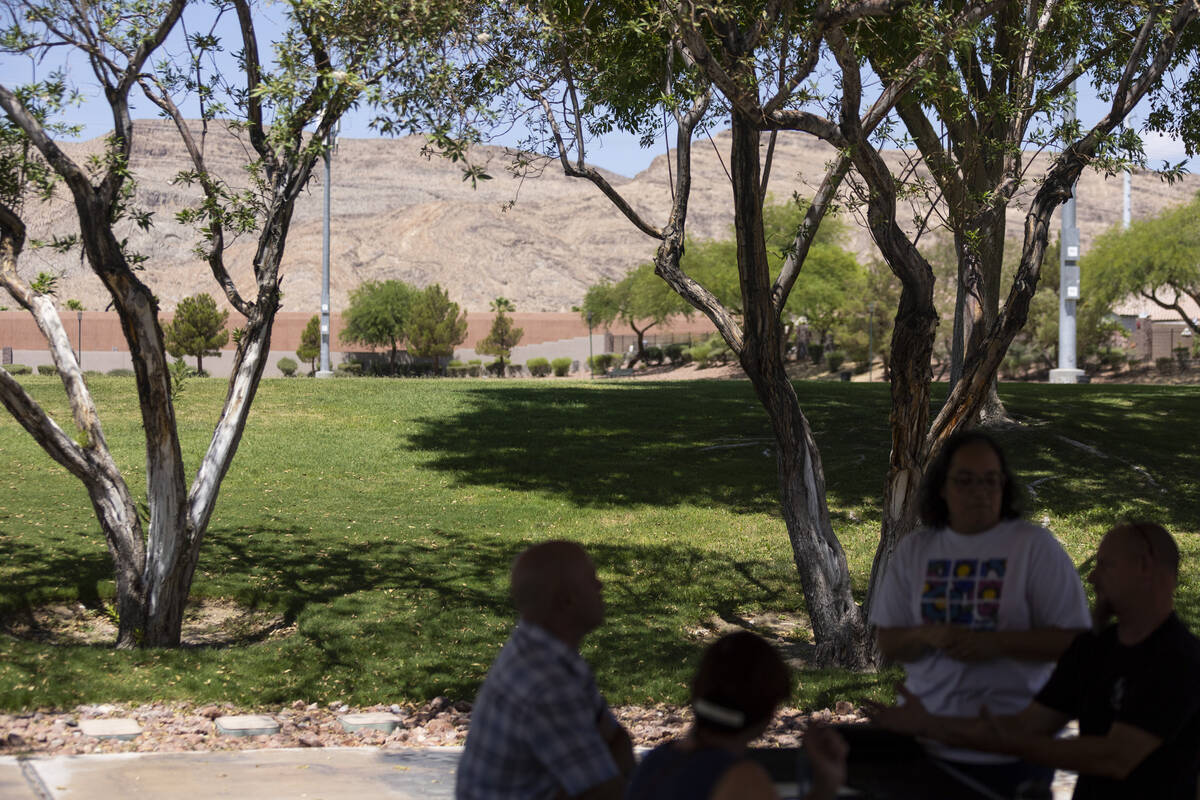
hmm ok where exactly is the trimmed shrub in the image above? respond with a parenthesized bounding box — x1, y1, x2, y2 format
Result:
(827, 350, 846, 373)
(37, 364, 57, 376)
(526, 357, 551, 377)
(107, 368, 135, 377)
(485, 360, 506, 377)
(1174, 346, 1191, 372)
(587, 353, 617, 374)
(664, 343, 685, 364)
(335, 361, 362, 376)
(644, 345, 664, 365)
(277, 357, 298, 377)
(1155, 356, 1174, 375)
(808, 343, 824, 365)
(551, 357, 572, 376)
(5, 364, 31, 375)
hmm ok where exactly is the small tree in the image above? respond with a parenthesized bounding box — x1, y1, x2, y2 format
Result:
(1085, 194, 1200, 338)
(341, 280, 416, 373)
(477, 296, 523, 374)
(581, 262, 691, 367)
(406, 283, 468, 372)
(297, 314, 320, 375)
(164, 293, 229, 376)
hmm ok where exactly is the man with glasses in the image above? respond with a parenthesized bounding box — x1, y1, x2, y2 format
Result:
(869, 522, 1200, 799)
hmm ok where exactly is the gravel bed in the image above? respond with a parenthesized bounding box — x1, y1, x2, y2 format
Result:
(0, 697, 866, 757)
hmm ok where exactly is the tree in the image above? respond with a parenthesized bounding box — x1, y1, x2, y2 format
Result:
(581, 262, 692, 367)
(0, 0, 476, 647)
(845, 2, 1199, 614)
(1084, 193, 1200, 337)
(297, 314, 321, 375)
(471, 0, 1004, 667)
(406, 283, 469, 370)
(341, 279, 417, 373)
(164, 293, 229, 375)
(471, 0, 1197, 666)
(477, 296, 523, 374)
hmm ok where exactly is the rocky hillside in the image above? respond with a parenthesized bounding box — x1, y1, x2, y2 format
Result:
(16, 120, 1200, 314)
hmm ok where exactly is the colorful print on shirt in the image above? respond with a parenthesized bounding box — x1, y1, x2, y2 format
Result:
(920, 558, 1006, 629)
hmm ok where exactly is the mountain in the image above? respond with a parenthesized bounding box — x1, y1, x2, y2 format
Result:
(17, 119, 1200, 314)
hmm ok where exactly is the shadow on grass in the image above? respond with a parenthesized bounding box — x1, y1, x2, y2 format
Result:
(990, 385, 1200, 532)
(404, 381, 895, 514)
(0, 531, 112, 615)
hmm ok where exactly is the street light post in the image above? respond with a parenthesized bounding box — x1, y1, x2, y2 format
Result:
(76, 310, 83, 369)
(587, 311, 594, 378)
(1050, 73, 1084, 384)
(867, 302, 875, 381)
(316, 124, 338, 378)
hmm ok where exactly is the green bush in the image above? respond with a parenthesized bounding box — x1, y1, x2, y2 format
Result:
(277, 357, 298, 377)
(587, 353, 617, 374)
(37, 364, 57, 376)
(335, 362, 362, 376)
(1096, 347, 1127, 371)
(686, 343, 711, 368)
(467, 359, 482, 378)
(447, 359, 466, 377)
(705, 336, 732, 364)
(5, 364, 31, 375)
(1155, 356, 1174, 375)
(106, 368, 135, 377)
(485, 360, 506, 377)
(551, 357, 572, 377)
(808, 344, 825, 365)
(827, 350, 846, 373)
(1174, 347, 1191, 372)
(664, 343, 685, 364)
(526, 357, 551, 377)
(644, 345, 664, 365)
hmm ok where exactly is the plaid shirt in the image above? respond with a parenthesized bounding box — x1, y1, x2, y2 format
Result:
(456, 621, 619, 799)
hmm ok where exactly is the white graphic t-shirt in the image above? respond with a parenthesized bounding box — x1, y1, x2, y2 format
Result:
(870, 519, 1090, 762)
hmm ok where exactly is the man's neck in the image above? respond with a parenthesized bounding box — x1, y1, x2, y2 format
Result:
(1116, 605, 1173, 646)
(523, 615, 583, 651)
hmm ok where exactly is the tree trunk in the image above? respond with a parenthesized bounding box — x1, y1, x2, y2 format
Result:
(729, 112, 871, 667)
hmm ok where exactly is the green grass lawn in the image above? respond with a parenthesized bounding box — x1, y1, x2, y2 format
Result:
(0, 377, 1197, 712)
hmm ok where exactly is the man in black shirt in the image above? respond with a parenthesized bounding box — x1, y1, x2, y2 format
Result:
(867, 521, 1200, 799)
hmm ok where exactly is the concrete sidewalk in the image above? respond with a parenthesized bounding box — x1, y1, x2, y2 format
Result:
(1, 747, 461, 799)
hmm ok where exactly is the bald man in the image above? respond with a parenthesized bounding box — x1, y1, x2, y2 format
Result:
(456, 541, 633, 800)
(868, 522, 1200, 799)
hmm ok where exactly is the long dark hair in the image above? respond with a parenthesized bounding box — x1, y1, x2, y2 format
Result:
(919, 430, 1022, 528)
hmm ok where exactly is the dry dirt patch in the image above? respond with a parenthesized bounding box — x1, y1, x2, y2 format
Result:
(687, 610, 818, 667)
(0, 599, 292, 647)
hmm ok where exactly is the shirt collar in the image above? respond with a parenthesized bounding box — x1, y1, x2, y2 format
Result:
(515, 619, 590, 676)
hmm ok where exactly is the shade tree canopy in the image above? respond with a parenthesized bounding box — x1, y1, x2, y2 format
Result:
(1084, 193, 1200, 337)
(406, 283, 469, 367)
(341, 279, 417, 372)
(581, 262, 692, 367)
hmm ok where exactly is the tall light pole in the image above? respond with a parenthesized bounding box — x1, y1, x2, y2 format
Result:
(587, 311, 594, 377)
(1050, 74, 1085, 384)
(316, 124, 339, 378)
(867, 302, 875, 382)
(76, 310, 82, 369)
